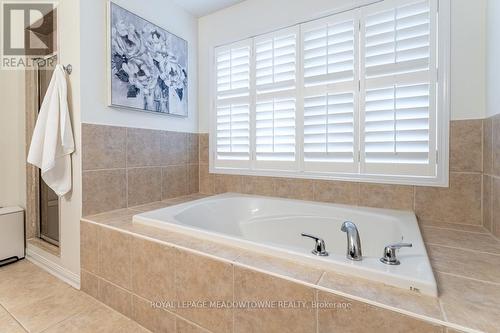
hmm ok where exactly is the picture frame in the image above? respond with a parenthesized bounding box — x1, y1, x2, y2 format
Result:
(106, 1, 188, 117)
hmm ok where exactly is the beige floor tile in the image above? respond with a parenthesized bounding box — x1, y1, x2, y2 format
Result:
(8, 287, 98, 333)
(42, 304, 150, 333)
(234, 267, 316, 333)
(317, 291, 444, 333)
(428, 245, 500, 283)
(318, 270, 443, 320)
(438, 272, 500, 333)
(0, 261, 70, 310)
(0, 306, 26, 333)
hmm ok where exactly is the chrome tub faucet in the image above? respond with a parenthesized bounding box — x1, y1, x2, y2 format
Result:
(341, 221, 362, 261)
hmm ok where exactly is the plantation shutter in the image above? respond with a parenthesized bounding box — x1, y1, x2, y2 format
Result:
(214, 40, 252, 168)
(301, 12, 359, 173)
(254, 27, 299, 169)
(360, 0, 437, 176)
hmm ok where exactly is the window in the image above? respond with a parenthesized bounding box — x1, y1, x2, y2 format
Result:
(211, 0, 449, 186)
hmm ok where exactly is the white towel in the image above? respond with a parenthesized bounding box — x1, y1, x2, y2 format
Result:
(27, 64, 74, 196)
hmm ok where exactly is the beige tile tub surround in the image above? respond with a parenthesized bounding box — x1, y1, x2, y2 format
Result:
(317, 291, 444, 333)
(82, 123, 199, 216)
(234, 267, 317, 333)
(81, 203, 500, 333)
(483, 114, 500, 237)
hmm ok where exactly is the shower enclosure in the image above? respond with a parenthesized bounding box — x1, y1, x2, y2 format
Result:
(36, 56, 60, 246)
(25, 7, 60, 252)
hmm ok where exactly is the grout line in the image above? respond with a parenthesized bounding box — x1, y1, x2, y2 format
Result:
(232, 262, 235, 333)
(315, 289, 319, 333)
(422, 224, 490, 234)
(427, 243, 500, 257)
(315, 271, 326, 285)
(0, 303, 29, 333)
(437, 271, 500, 287)
(438, 299, 448, 322)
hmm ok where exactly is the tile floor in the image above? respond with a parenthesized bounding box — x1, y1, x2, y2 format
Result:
(0, 260, 150, 333)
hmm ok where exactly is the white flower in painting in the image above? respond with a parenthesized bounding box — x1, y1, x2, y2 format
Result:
(112, 20, 144, 58)
(143, 25, 168, 55)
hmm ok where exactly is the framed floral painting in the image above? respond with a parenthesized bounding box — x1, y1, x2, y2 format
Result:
(107, 2, 188, 116)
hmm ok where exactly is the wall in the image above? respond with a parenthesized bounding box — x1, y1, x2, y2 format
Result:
(80, 0, 199, 133)
(81, 124, 199, 216)
(486, 0, 500, 117)
(0, 70, 26, 208)
(197, 0, 487, 132)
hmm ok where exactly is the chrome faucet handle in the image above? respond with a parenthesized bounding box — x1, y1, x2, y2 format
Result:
(380, 243, 413, 265)
(301, 233, 329, 256)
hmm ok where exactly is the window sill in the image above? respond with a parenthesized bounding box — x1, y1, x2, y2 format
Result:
(209, 165, 449, 188)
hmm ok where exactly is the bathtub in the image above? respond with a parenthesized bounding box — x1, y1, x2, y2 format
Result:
(133, 193, 438, 296)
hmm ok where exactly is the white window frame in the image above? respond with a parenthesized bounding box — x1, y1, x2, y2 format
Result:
(209, 0, 450, 187)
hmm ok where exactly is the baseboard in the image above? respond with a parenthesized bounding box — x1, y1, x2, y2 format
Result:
(26, 248, 80, 289)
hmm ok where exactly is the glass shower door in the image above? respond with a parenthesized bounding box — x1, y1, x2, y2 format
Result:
(36, 56, 59, 245)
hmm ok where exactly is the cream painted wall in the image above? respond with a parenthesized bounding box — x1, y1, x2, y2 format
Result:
(197, 0, 487, 132)
(56, 0, 82, 278)
(0, 70, 26, 208)
(487, 0, 500, 117)
(451, 0, 487, 120)
(80, 0, 199, 133)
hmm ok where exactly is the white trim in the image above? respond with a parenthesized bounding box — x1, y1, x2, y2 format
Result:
(26, 247, 80, 289)
(209, 165, 447, 187)
(436, 0, 451, 187)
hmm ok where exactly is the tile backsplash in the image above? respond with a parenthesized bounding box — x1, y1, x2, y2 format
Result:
(82, 124, 198, 216)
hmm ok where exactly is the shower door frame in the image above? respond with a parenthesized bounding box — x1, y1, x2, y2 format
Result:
(25, 54, 61, 248)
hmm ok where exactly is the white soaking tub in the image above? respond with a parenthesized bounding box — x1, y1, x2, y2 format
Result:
(133, 193, 438, 296)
